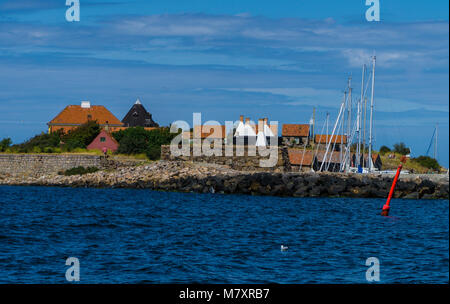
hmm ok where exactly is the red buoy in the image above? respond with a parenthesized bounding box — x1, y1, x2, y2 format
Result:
(381, 156, 407, 216)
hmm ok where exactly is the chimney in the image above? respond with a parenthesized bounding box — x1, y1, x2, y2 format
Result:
(258, 119, 264, 133)
(81, 101, 91, 108)
(240, 115, 244, 122)
(264, 118, 268, 124)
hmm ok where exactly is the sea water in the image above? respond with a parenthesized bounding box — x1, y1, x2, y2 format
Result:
(0, 186, 448, 283)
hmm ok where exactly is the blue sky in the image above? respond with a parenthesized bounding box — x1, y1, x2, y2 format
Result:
(0, 0, 448, 166)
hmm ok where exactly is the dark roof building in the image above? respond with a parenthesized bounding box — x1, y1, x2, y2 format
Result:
(122, 99, 159, 128)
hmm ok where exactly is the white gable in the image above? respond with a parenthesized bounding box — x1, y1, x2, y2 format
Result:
(256, 131, 267, 147)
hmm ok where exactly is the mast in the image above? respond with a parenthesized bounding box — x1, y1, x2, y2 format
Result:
(343, 90, 347, 144)
(357, 64, 366, 167)
(435, 124, 438, 160)
(340, 93, 345, 167)
(339, 103, 345, 171)
(347, 76, 352, 170)
(320, 101, 345, 172)
(362, 97, 368, 166)
(368, 56, 376, 172)
(347, 76, 352, 145)
(312, 107, 316, 147)
(356, 100, 360, 167)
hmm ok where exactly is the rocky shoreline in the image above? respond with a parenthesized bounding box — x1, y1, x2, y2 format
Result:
(0, 160, 448, 199)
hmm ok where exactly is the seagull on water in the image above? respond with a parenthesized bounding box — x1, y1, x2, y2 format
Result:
(281, 245, 289, 251)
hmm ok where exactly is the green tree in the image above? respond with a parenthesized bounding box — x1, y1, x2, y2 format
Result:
(0, 138, 12, 152)
(113, 127, 179, 159)
(379, 145, 391, 154)
(114, 127, 152, 155)
(10, 121, 99, 153)
(62, 121, 100, 150)
(393, 142, 410, 155)
(11, 130, 62, 153)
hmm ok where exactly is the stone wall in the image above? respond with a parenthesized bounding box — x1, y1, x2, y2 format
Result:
(0, 154, 122, 177)
(2, 161, 447, 200)
(161, 145, 289, 172)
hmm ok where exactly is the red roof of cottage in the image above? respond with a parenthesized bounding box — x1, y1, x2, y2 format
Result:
(49, 105, 123, 126)
(282, 124, 310, 137)
(314, 134, 347, 144)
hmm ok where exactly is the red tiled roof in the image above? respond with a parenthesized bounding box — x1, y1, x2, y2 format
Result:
(314, 134, 347, 144)
(282, 124, 310, 137)
(49, 105, 123, 126)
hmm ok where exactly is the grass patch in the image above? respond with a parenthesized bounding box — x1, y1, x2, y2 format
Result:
(380, 153, 443, 173)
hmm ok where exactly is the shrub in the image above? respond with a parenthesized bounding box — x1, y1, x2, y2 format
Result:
(43, 147, 61, 153)
(11, 131, 62, 153)
(0, 138, 12, 152)
(113, 127, 179, 159)
(59, 166, 99, 176)
(146, 145, 161, 160)
(379, 145, 391, 154)
(412, 156, 440, 171)
(62, 121, 100, 150)
(393, 142, 410, 155)
(11, 122, 100, 153)
(114, 127, 150, 155)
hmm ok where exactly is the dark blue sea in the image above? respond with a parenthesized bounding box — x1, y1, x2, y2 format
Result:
(0, 186, 448, 284)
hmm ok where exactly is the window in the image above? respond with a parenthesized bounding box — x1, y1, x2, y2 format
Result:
(87, 114, 92, 120)
(100, 137, 106, 142)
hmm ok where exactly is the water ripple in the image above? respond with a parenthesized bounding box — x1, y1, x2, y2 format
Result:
(0, 186, 448, 284)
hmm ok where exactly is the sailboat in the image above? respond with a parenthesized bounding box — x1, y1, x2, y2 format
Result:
(319, 56, 379, 174)
(347, 56, 379, 173)
(425, 124, 438, 160)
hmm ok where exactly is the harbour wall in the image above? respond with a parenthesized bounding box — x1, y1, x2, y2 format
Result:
(161, 145, 291, 172)
(1, 161, 448, 200)
(0, 154, 139, 177)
